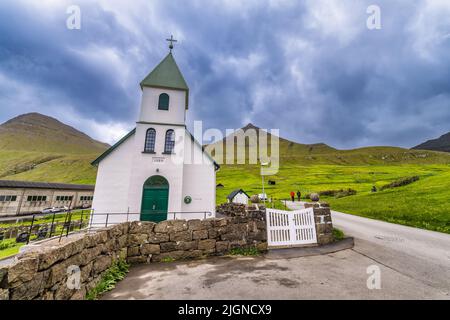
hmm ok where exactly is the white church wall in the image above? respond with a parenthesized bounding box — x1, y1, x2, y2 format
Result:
(181, 132, 216, 219)
(91, 134, 135, 226)
(139, 87, 186, 125)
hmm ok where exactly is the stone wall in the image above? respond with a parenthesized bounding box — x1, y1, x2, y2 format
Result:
(0, 213, 267, 300)
(305, 202, 334, 245)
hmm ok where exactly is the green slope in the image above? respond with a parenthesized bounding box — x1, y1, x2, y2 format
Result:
(211, 124, 450, 234)
(0, 113, 107, 184)
(1, 115, 449, 233)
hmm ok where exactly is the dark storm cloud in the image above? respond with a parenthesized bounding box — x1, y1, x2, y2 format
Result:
(0, 0, 449, 147)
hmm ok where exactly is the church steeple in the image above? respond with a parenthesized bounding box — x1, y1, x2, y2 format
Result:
(140, 53, 189, 109)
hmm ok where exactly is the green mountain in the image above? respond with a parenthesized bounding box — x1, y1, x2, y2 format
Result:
(0, 113, 108, 184)
(413, 132, 450, 153)
(0, 113, 109, 154)
(207, 123, 450, 165)
(1, 115, 449, 186)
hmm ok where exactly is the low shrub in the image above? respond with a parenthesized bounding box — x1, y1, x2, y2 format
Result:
(0, 239, 17, 250)
(380, 176, 419, 191)
(85, 259, 130, 300)
(306, 188, 357, 199)
(333, 228, 345, 241)
(228, 246, 261, 256)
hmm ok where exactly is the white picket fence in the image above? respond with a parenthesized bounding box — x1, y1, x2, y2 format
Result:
(266, 208, 317, 247)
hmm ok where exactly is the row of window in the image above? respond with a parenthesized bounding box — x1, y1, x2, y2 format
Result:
(0, 196, 94, 202)
(0, 195, 93, 203)
(0, 195, 17, 202)
(56, 196, 73, 201)
(27, 195, 48, 202)
(144, 129, 175, 154)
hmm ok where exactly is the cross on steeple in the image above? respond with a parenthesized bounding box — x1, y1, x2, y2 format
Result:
(166, 35, 177, 53)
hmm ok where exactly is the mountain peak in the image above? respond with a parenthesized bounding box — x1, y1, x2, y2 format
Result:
(0, 112, 109, 154)
(413, 131, 450, 153)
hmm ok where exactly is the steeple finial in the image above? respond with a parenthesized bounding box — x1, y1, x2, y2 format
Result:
(166, 35, 177, 53)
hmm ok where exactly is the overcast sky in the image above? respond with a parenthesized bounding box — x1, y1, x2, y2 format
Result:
(0, 0, 449, 149)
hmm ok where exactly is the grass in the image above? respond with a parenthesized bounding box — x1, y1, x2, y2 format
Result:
(85, 259, 130, 300)
(0, 239, 25, 259)
(0, 151, 98, 184)
(333, 228, 345, 241)
(228, 246, 262, 256)
(160, 257, 176, 263)
(217, 164, 450, 234)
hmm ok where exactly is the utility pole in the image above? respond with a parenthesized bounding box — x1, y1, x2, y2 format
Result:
(260, 160, 269, 205)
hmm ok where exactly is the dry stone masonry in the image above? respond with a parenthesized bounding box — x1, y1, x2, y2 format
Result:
(0, 209, 267, 300)
(305, 202, 334, 245)
(0, 203, 335, 300)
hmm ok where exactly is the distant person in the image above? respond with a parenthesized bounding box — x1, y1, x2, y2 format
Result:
(296, 190, 301, 201)
(290, 191, 295, 202)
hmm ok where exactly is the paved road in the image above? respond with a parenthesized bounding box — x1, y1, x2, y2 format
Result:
(286, 201, 450, 296)
(103, 204, 449, 299)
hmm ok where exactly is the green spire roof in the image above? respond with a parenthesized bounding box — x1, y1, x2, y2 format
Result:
(140, 53, 189, 108)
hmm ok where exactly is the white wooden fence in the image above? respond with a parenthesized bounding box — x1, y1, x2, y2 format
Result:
(266, 208, 317, 247)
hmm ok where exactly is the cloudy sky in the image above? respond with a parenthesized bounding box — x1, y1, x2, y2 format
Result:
(0, 0, 449, 149)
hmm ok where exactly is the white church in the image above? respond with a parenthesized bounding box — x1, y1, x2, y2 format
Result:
(91, 44, 219, 225)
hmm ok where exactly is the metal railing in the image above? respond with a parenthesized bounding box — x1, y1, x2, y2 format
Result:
(0, 210, 214, 259)
(0, 209, 91, 249)
(87, 211, 214, 229)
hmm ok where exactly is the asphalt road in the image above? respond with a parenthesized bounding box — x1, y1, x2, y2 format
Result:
(331, 210, 450, 295)
(286, 201, 450, 296)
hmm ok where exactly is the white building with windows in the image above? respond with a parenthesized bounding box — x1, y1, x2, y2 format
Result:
(227, 189, 250, 205)
(91, 51, 219, 226)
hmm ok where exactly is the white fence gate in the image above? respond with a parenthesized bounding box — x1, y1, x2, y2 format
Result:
(266, 208, 317, 247)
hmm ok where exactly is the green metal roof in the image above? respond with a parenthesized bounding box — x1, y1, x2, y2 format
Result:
(140, 53, 189, 109)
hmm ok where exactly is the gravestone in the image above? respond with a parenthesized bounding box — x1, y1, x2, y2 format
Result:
(37, 227, 48, 240)
(16, 232, 29, 243)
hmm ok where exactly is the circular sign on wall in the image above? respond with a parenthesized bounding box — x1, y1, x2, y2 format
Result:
(184, 196, 192, 204)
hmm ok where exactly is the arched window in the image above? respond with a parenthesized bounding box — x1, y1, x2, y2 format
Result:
(144, 128, 156, 153)
(164, 129, 175, 154)
(158, 93, 169, 110)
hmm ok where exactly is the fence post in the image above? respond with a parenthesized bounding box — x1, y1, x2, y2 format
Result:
(105, 213, 109, 228)
(26, 214, 36, 244)
(89, 209, 94, 232)
(79, 210, 84, 231)
(49, 211, 57, 238)
(66, 210, 72, 237)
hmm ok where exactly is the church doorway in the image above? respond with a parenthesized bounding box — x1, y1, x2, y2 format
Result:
(140, 175, 169, 222)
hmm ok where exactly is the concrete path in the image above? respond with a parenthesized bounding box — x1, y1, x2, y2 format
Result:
(285, 201, 450, 296)
(102, 250, 448, 300)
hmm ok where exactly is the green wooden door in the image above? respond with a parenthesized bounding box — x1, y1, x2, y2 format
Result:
(140, 176, 169, 222)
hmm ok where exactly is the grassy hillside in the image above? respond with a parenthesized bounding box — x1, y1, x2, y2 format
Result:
(0, 151, 98, 184)
(207, 123, 450, 165)
(216, 164, 450, 233)
(0, 113, 108, 154)
(413, 132, 450, 153)
(0, 113, 106, 184)
(1, 115, 449, 233)
(212, 124, 450, 234)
